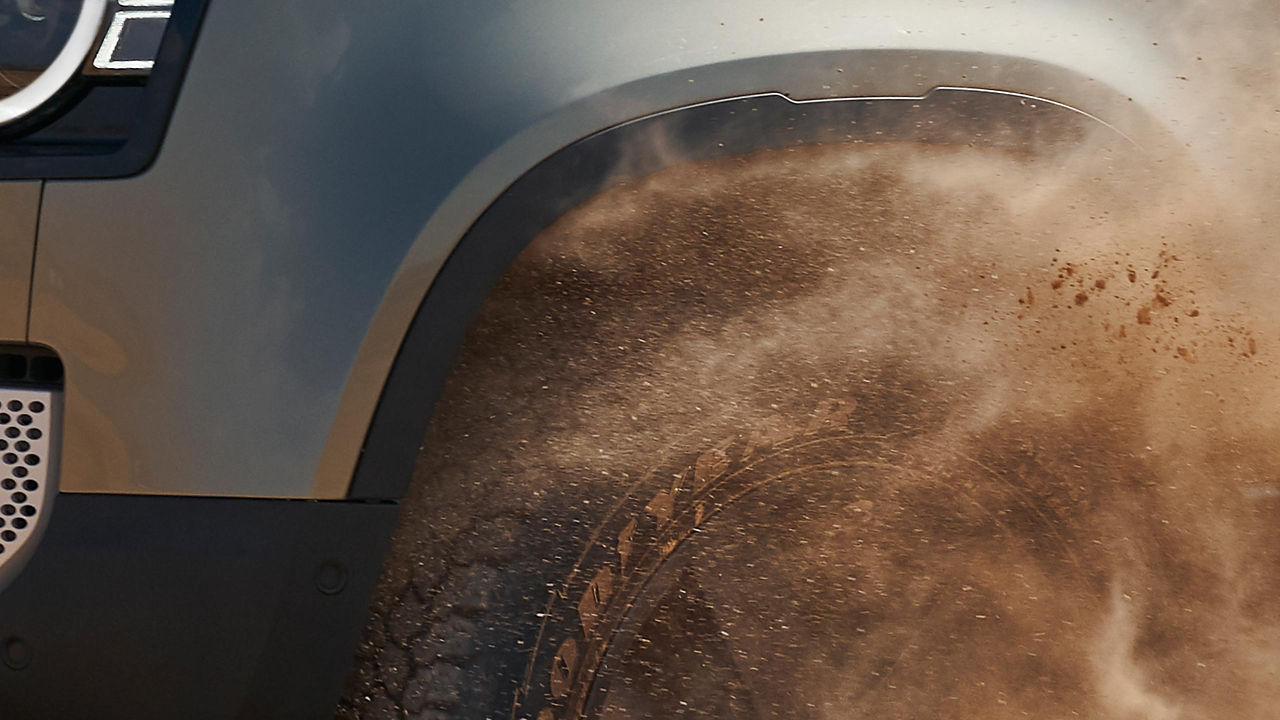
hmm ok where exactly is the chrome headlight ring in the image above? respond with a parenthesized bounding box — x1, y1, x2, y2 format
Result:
(0, 0, 198, 179)
(0, 0, 107, 126)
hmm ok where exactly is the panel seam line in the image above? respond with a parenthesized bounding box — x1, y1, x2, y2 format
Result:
(25, 181, 44, 343)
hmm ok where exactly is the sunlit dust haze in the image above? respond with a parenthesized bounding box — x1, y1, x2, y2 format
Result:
(349, 4, 1280, 719)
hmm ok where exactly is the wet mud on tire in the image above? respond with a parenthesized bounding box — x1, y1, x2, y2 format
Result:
(339, 142, 1280, 719)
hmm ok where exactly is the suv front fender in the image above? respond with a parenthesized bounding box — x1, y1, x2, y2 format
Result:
(31, 1, 1193, 500)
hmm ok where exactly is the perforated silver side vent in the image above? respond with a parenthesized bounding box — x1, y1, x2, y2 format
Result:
(0, 388, 60, 593)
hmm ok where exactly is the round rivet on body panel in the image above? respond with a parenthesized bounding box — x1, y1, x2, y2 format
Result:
(3, 637, 31, 671)
(315, 561, 347, 595)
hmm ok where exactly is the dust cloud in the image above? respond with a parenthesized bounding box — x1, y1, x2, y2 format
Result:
(352, 5, 1280, 718)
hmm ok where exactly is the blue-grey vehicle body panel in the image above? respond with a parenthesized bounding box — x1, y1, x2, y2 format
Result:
(0, 183, 39, 342)
(31, 1, 1202, 497)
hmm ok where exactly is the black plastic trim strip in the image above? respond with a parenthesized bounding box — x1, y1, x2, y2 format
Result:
(348, 87, 1124, 500)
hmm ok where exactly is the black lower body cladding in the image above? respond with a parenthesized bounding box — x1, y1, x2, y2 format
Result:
(0, 494, 396, 720)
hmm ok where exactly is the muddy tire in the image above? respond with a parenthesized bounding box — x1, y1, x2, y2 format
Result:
(339, 140, 1279, 719)
(339, 509, 558, 719)
(338, 386, 1190, 720)
(339, 395, 944, 720)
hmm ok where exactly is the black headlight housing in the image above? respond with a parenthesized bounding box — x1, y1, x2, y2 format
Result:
(0, 0, 207, 180)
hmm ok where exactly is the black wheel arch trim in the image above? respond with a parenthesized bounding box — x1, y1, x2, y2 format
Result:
(347, 84, 1140, 500)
